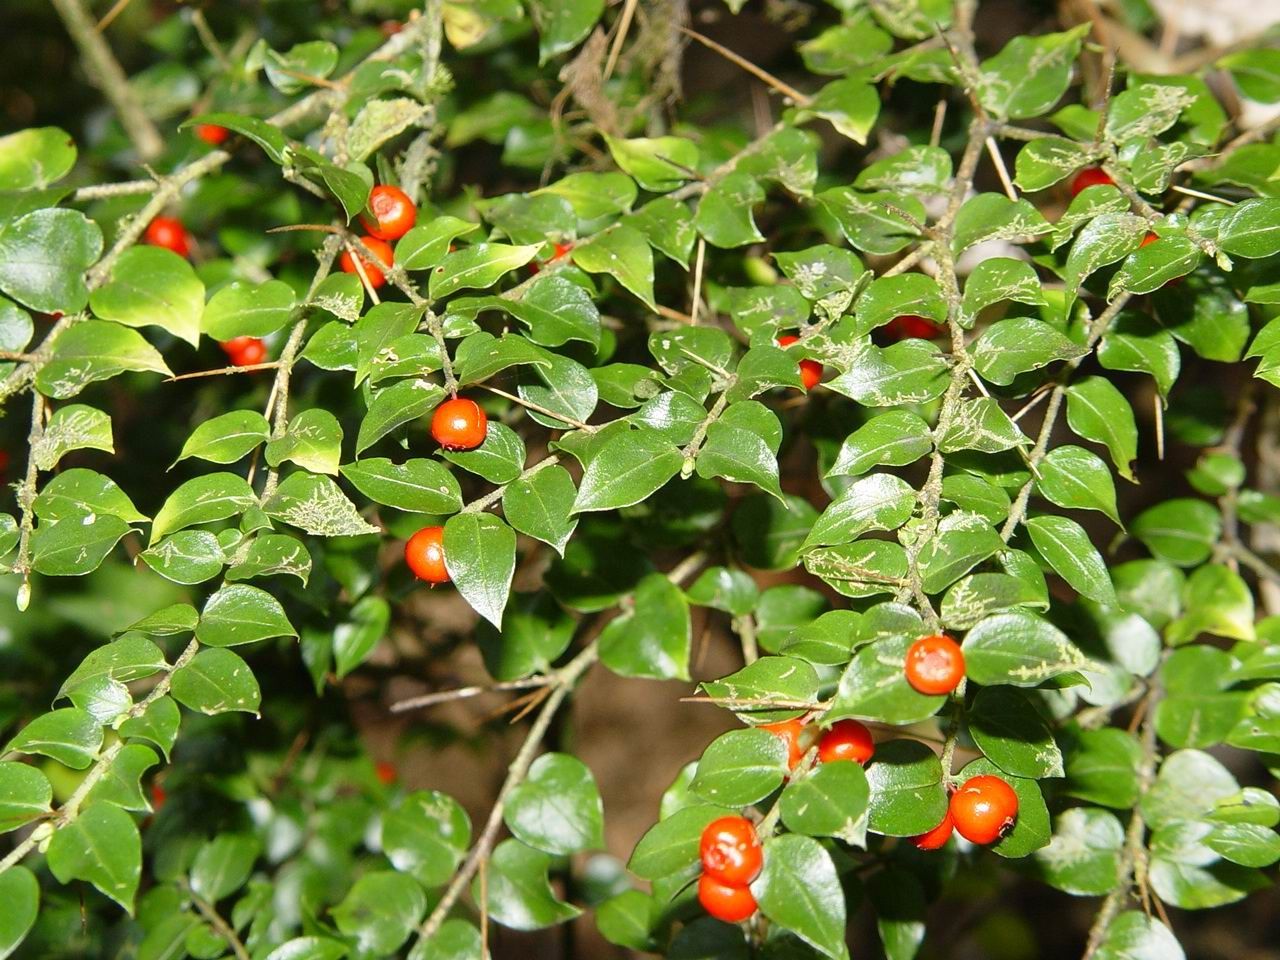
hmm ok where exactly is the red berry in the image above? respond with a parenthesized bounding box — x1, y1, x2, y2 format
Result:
(1070, 167, 1113, 197)
(375, 760, 398, 786)
(762, 718, 811, 770)
(361, 184, 417, 241)
(911, 811, 953, 850)
(151, 783, 167, 812)
(699, 816, 763, 886)
(817, 720, 874, 765)
(775, 334, 822, 390)
(884, 315, 943, 341)
(340, 235, 394, 289)
(405, 526, 449, 584)
(431, 397, 488, 451)
(195, 124, 230, 146)
(697, 873, 758, 923)
(235, 339, 268, 366)
(950, 775, 1019, 845)
(904, 634, 965, 695)
(144, 216, 191, 258)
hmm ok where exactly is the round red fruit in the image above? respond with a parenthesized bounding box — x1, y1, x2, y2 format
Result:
(224, 337, 267, 367)
(1070, 167, 1113, 197)
(195, 124, 229, 146)
(361, 184, 417, 241)
(340, 235, 394, 289)
(431, 397, 488, 451)
(762, 718, 811, 770)
(904, 634, 965, 695)
(375, 760, 398, 786)
(817, 719, 874, 765)
(405, 526, 449, 584)
(950, 775, 1019, 845)
(776, 334, 823, 390)
(144, 216, 191, 258)
(884, 315, 942, 341)
(911, 811, 954, 850)
(699, 816, 762, 886)
(697, 873, 758, 923)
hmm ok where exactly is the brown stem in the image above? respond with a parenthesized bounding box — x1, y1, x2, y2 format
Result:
(50, 0, 164, 160)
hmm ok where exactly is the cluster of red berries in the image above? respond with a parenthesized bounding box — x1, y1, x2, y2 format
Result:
(697, 816, 762, 922)
(775, 334, 823, 390)
(914, 775, 1020, 849)
(403, 398, 490, 584)
(338, 184, 417, 290)
(761, 716, 875, 772)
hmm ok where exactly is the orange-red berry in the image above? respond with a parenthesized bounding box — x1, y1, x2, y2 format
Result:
(340, 235, 394, 289)
(776, 334, 823, 390)
(222, 336, 267, 367)
(950, 775, 1019, 845)
(884, 315, 943, 342)
(405, 526, 449, 584)
(151, 783, 167, 812)
(762, 718, 811, 770)
(904, 634, 965, 695)
(195, 124, 230, 146)
(361, 184, 417, 241)
(817, 719, 874, 765)
(144, 216, 191, 258)
(697, 873, 758, 923)
(911, 810, 954, 850)
(375, 760, 398, 786)
(1070, 167, 1113, 196)
(699, 816, 763, 886)
(431, 397, 488, 451)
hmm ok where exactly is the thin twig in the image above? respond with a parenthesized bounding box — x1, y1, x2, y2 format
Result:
(93, 0, 134, 32)
(461, 454, 562, 514)
(678, 27, 812, 107)
(603, 0, 639, 81)
(413, 640, 600, 946)
(166, 362, 281, 382)
(689, 238, 706, 326)
(390, 677, 554, 713)
(1001, 293, 1134, 541)
(51, 0, 164, 160)
(985, 136, 1018, 201)
(479, 384, 593, 431)
(185, 883, 252, 960)
(1082, 672, 1163, 958)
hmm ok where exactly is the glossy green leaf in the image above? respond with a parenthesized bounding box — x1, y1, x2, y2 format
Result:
(47, 802, 140, 912)
(505, 753, 604, 855)
(90, 246, 203, 345)
(171, 647, 261, 716)
(443, 512, 516, 628)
